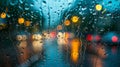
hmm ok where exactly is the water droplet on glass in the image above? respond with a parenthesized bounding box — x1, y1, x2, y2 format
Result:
(30, 3, 34, 7)
(42, 1, 46, 5)
(19, 0, 25, 4)
(68, 3, 72, 7)
(25, 7, 29, 10)
(25, 3, 30, 10)
(9, 0, 18, 6)
(82, 7, 87, 11)
(18, 6, 23, 10)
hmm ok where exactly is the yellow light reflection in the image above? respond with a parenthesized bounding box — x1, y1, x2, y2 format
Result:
(0, 12, 6, 19)
(71, 52, 79, 63)
(71, 16, 79, 23)
(64, 32, 69, 39)
(95, 4, 102, 11)
(24, 21, 31, 26)
(71, 38, 81, 63)
(18, 17, 25, 24)
(32, 34, 43, 53)
(64, 20, 70, 26)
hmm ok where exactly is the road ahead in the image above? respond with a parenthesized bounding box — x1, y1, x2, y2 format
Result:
(31, 39, 70, 67)
(30, 39, 120, 67)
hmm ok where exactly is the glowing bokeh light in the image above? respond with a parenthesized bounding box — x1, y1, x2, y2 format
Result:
(57, 25, 62, 30)
(0, 12, 6, 19)
(64, 20, 70, 26)
(24, 21, 31, 26)
(86, 34, 93, 41)
(50, 32, 56, 38)
(16, 35, 23, 41)
(71, 38, 81, 63)
(18, 17, 25, 24)
(112, 36, 118, 43)
(71, 52, 79, 63)
(95, 4, 102, 11)
(32, 34, 42, 40)
(64, 32, 70, 39)
(71, 16, 79, 23)
(95, 35, 101, 41)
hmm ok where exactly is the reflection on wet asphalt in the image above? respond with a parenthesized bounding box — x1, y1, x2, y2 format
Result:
(31, 39, 120, 67)
(32, 39, 70, 67)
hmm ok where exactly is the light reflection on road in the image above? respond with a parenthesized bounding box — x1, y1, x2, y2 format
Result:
(32, 39, 70, 67)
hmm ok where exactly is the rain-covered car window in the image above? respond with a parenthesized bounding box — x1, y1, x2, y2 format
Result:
(0, 0, 120, 67)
